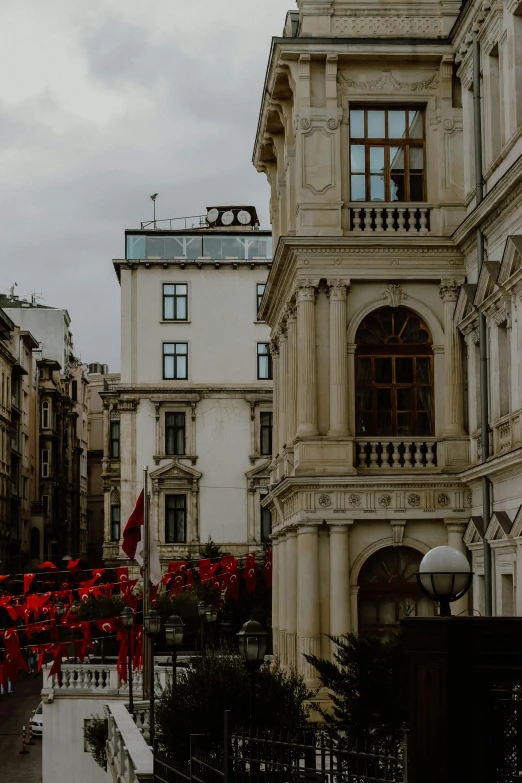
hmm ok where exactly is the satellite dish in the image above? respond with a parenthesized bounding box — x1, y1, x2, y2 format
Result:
(237, 210, 252, 225)
(221, 210, 234, 226)
(207, 208, 219, 223)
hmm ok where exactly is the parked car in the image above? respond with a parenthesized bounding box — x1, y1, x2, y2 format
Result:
(30, 702, 43, 736)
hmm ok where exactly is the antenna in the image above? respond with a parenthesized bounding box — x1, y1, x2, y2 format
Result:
(150, 193, 158, 229)
(30, 290, 43, 305)
(8, 282, 18, 299)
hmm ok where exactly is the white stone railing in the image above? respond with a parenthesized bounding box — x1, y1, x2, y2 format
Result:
(106, 702, 153, 783)
(349, 203, 430, 234)
(356, 438, 438, 469)
(41, 661, 172, 696)
(492, 411, 522, 455)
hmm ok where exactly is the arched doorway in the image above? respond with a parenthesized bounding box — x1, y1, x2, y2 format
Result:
(358, 546, 434, 635)
(355, 306, 434, 437)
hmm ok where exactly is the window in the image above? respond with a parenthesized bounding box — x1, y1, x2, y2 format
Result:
(257, 344, 272, 380)
(71, 380, 78, 401)
(111, 506, 121, 541)
(165, 412, 186, 456)
(261, 504, 272, 542)
(163, 343, 188, 380)
(355, 307, 433, 437)
(350, 107, 425, 202)
(257, 284, 266, 316)
(110, 421, 120, 459)
(260, 412, 273, 456)
(41, 401, 49, 429)
(41, 449, 50, 478)
(163, 284, 188, 321)
(165, 494, 187, 543)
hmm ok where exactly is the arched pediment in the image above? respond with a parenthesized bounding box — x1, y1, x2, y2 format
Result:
(350, 536, 431, 586)
(347, 294, 444, 345)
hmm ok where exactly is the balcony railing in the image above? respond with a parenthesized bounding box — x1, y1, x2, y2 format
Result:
(356, 438, 438, 469)
(350, 203, 430, 234)
(41, 661, 173, 696)
(106, 702, 153, 783)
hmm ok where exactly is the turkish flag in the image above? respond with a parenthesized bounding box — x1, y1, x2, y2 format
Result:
(226, 570, 239, 601)
(116, 567, 129, 583)
(168, 560, 188, 573)
(38, 561, 58, 570)
(198, 559, 212, 582)
(186, 569, 193, 587)
(264, 550, 273, 589)
(243, 553, 256, 595)
(116, 630, 129, 683)
(2, 629, 28, 680)
(132, 626, 143, 671)
(67, 558, 81, 572)
(96, 617, 119, 634)
(48, 643, 63, 679)
(0, 574, 11, 583)
(24, 573, 36, 594)
(222, 556, 238, 573)
(122, 490, 144, 560)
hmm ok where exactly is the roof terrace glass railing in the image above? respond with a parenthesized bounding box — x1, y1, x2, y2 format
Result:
(126, 234, 272, 261)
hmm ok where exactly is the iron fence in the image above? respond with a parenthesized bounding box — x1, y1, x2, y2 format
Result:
(154, 712, 406, 783)
(492, 685, 522, 782)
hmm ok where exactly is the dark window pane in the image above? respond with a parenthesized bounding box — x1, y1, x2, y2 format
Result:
(417, 357, 431, 383)
(376, 410, 392, 433)
(410, 175, 424, 201)
(374, 358, 392, 383)
(417, 388, 432, 413)
(350, 110, 365, 137)
(351, 174, 366, 201)
(376, 388, 392, 409)
(397, 412, 412, 435)
(396, 388, 412, 410)
(417, 411, 432, 435)
(396, 358, 413, 383)
(356, 357, 372, 382)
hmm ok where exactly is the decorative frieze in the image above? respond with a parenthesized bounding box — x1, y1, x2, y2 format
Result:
(338, 70, 439, 93)
(333, 16, 442, 36)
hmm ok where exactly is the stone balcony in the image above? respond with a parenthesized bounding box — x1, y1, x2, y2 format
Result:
(349, 203, 431, 234)
(106, 702, 153, 783)
(355, 437, 439, 470)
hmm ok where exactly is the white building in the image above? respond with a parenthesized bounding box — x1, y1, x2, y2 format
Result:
(253, 0, 522, 685)
(103, 207, 273, 566)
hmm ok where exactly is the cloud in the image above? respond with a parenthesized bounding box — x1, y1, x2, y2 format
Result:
(0, 0, 286, 369)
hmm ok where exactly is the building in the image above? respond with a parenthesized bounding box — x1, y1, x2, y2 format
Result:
(253, 0, 522, 684)
(0, 308, 16, 572)
(0, 293, 89, 564)
(102, 207, 273, 567)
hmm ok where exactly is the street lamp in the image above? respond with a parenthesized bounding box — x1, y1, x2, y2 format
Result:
(144, 609, 162, 748)
(417, 546, 473, 617)
(55, 601, 65, 618)
(205, 605, 218, 650)
(165, 614, 184, 686)
(121, 606, 135, 716)
(197, 601, 207, 653)
(70, 600, 81, 616)
(237, 620, 268, 723)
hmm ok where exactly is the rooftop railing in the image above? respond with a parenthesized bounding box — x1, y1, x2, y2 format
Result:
(126, 233, 272, 262)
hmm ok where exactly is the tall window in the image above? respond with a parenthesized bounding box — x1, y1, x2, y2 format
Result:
(110, 421, 120, 459)
(350, 107, 425, 202)
(71, 380, 78, 401)
(41, 449, 50, 478)
(260, 412, 273, 456)
(111, 506, 121, 541)
(163, 284, 188, 321)
(257, 284, 266, 316)
(41, 401, 50, 429)
(261, 505, 272, 542)
(165, 412, 186, 456)
(355, 307, 433, 437)
(165, 494, 186, 543)
(257, 344, 272, 380)
(163, 343, 188, 380)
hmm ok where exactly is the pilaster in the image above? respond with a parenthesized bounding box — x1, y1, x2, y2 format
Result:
(329, 523, 352, 656)
(296, 281, 319, 438)
(440, 280, 466, 437)
(327, 280, 350, 437)
(285, 528, 298, 669)
(297, 524, 321, 686)
(286, 305, 298, 446)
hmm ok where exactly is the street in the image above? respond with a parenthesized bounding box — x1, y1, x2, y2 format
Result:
(0, 672, 42, 783)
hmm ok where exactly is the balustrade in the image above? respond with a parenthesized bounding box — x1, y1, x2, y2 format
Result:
(356, 438, 438, 469)
(350, 204, 430, 234)
(106, 702, 153, 783)
(42, 661, 170, 696)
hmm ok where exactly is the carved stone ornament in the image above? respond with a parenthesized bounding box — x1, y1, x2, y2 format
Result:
(443, 118, 454, 131)
(327, 279, 349, 301)
(381, 284, 406, 308)
(378, 494, 392, 508)
(391, 522, 406, 546)
(466, 492, 473, 506)
(437, 493, 451, 507)
(317, 493, 331, 508)
(348, 493, 361, 507)
(439, 279, 460, 303)
(300, 117, 311, 130)
(327, 118, 339, 130)
(339, 70, 439, 93)
(407, 493, 421, 508)
(334, 16, 442, 37)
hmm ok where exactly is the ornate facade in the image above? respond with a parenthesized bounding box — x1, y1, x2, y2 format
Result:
(254, 0, 522, 684)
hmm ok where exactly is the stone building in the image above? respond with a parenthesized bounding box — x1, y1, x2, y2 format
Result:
(102, 207, 273, 567)
(254, 0, 522, 684)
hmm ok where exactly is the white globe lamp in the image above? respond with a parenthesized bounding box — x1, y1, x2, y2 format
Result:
(417, 546, 472, 616)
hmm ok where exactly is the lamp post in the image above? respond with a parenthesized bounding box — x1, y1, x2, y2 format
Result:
(144, 608, 162, 748)
(165, 614, 184, 687)
(197, 600, 206, 653)
(121, 606, 135, 716)
(237, 620, 268, 724)
(416, 546, 473, 617)
(205, 605, 218, 650)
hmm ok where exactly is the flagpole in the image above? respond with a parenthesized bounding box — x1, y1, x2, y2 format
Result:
(142, 466, 151, 700)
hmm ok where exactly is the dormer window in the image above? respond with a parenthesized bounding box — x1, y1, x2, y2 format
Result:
(350, 107, 425, 202)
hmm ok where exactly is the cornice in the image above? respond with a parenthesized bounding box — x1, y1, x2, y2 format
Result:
(102, 385, 273, 398)
(460, 448, 522, 483)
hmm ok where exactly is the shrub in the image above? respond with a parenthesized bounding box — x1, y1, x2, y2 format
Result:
(84, 715, 108, 770)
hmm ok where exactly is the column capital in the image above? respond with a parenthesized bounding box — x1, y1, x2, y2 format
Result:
(439, 279, 462, 303)
(270, 335, 280, 356)
(326, 279, 350, 301)
(285, 303, 297, 323)
(444, 519, 468, 532)
(297, 522, 320, 535)
(328, 522, 353, 533)
(295, 279, 320, 303)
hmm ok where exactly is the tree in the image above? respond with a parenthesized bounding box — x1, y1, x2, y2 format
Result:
(306, 633, 407, 738)
(156, 650, 311, 757)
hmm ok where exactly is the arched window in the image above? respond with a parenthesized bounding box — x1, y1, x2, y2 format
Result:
(355, 306, 433, 437)
(41, 401, 49, 429)
(30, 527, 41, 558)
(358, 546, 434, 635)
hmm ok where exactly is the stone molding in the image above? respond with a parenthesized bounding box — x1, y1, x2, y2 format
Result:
(333, 16, 442, 36)
(338, 70, 439, 93)
(440, 279, 461, 303)
(326, 278, 350, 300)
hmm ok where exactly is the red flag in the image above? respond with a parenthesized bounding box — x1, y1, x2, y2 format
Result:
(132, 626, 143, 671)
(243, 553, 256, 595)
(67, 558, 81, 572)
(0, 574, 11, 582)
(122, 490, 144, 560)
(264, 550, 273, 589)
(24, 573, 36, 594)
(222, 556, 238, 573)
(2, 629, 28, 680)
(116, 567, 129, 583)
(48, 643, 63, 679)
(168, 561, 188, 573)
(79, 621, 93, 659)
(226, 569, 239, 601)
(198, 559, 212, 582)
(96, 617, 119, 634)
(38, 561, 58, 570)
(116, 630, 128, 683)
(186, 569, 193, 588)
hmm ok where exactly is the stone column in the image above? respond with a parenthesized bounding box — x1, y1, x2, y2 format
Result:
(278, 325, 288, 455)
(329, 524, 352, 654)
(297, 524, 321, 686)
(285, 528, 298, 669)
(278, 532, 287, 664)
(103, 403, 110, 460)
(286, 306, 297, 445)
(296, 281, 319, 437)
(270, 335, 279, 460)
(440, 280, 466, 436)
(271, 535, 279, 658)
(327, 280, 350, 436)
(445, 520, 469, 616)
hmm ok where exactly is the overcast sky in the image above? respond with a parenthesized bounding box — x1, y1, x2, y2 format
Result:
(0, 0, 289, 370)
